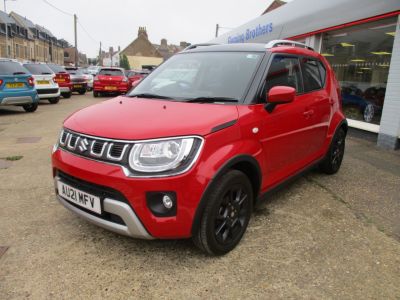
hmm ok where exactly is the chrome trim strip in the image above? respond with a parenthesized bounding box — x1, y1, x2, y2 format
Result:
(59, 130, 68, 146)
(56, 192, 153, 239)
(90, 140, 108, 157)
(106, 143, 128, 161)
(67, 134, 79, 150)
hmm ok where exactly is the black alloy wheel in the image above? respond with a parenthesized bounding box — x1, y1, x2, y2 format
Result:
(320, 128, 346, 174)
(193, 170, 253, 255)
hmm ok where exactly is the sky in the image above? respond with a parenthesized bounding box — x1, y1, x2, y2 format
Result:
(4, 0, 276, 58)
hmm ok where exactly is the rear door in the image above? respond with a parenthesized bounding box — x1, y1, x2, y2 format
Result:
(300, 57, 331, 158)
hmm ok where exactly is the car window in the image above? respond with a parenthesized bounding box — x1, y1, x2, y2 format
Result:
(47, 64, 67, 73)
(0, 61, 29, 75)
(265, 55, 303, 95)
(66, 68, 83, 75)
(301, 58, 323, 92)
(99, 69, 124, 76)
(23, 64, 53, 75)
(318, 61, 326, 87)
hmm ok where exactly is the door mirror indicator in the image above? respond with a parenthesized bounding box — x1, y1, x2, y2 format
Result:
(265, 86, 296, 113)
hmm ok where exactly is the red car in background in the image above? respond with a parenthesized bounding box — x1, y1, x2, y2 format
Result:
(47, 64, 72, 98)
(126, 69, 150, 86)
(93, 67, 130, 97)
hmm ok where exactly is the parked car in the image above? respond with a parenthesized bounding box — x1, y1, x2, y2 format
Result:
(47, 64, 72, 98)
(126, 69, 150, 86)
(52, 41, 347, 255)
(23, 62, 60, 104)
(64, 67, 87, 95)
(93, 67, 130, 97)
(80, 68, 94, 91)
(86, 65, 101, 76)
(0, 59, 39, 112)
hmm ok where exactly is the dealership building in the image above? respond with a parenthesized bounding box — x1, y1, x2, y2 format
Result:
(212, 0, 400, 149)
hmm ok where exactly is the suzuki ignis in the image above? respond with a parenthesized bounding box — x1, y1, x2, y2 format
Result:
(52, 41, 347, 255)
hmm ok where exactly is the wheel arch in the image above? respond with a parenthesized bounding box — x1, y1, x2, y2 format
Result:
(191, 154, 262, 236)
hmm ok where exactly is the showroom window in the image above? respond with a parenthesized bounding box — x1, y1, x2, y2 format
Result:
(321, 17, 396, 124)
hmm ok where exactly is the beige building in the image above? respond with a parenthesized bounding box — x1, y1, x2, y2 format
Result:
(121, 27, 164, 69)
(0, 10, 69, 65)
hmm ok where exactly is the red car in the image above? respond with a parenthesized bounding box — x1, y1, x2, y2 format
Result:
(93, 67, 130, 97)
(126, 69, 150, 86)
(47, 64, 72, 98)
(52, 41, 346, 255)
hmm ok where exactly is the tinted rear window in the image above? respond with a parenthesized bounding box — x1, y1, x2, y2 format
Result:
(0, 61, 29, 75)
(23, 64, 53, 75)
(301, 58, 323, 92)
(48, 64, 67, 73)
(66, 68, 83, 75)
(99, 69, 124, 76)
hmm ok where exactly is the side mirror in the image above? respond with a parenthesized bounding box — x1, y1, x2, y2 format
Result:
(265, 86, 296, 113)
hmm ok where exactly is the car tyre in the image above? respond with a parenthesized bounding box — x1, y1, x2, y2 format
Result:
(22, 103, 38, 112)
(319, 128, 346, 175)
(93, 91, 99, 97)
(48, 97, 60, 104)
(193, 170, 253, 256)
(363, 102, 375, 123)
(78, 90, 86, 95)
(62, 92, 72, 99)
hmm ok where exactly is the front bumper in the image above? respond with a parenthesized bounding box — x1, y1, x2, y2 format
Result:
(56, 189, 153, 239)
(52, 149, 208, 239)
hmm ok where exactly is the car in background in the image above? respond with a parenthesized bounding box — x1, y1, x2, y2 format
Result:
(86, 65, 101, 76)
(0, 59, 39, 112)
(23, 62, 60, 104)
(64, 67, 87, 95)
(125, 69, 150, 86)
(80, 68, 94, 91)
(47, 64, 72, 98)
(93, 67, 130, 97)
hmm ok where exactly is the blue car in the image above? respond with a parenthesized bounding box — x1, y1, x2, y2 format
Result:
(0, 59, 39, 113)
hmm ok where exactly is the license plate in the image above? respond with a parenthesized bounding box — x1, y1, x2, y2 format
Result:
(74, 84, 82, 88)
(57, 79, 65, 82)
(105, 86, 117, 90)
(57, 181, 101, 214)
(6, 82, 24, 88)
(37, 80, 50, 85)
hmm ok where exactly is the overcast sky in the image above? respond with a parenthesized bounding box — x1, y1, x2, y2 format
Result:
(4, 0, 276, 58)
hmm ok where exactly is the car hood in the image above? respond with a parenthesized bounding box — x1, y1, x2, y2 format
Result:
(64, 96, 239, 140)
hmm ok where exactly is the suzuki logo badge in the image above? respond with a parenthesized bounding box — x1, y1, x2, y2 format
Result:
(78, 138, 89, 152)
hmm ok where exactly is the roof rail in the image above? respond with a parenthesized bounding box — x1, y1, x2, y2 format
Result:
(265, 40, 314, 51)
(183, 43, 219, 51)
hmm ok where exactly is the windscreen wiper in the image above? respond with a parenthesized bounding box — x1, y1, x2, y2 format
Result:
(185, 96, 238, 103)
(13, 72, 26, 75)
(129, 93, 173, 99)
(42, 72, 52, 75)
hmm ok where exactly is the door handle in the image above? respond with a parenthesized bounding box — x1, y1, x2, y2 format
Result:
(303, 109, 314, 117)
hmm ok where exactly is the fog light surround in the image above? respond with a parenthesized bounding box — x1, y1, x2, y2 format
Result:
(146, 192, 177, 217)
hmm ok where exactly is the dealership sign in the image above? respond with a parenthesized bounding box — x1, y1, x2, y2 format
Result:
(228, 22, 273, 44)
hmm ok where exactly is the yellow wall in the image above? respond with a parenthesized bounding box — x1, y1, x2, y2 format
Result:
(126, 56, 163, 69)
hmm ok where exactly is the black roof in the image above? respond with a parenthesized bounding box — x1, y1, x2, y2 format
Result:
(183, 43, 267, 53)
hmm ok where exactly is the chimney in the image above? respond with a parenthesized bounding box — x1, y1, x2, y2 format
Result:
(161, 39, 167, 47)
(138, 26, 148, 38)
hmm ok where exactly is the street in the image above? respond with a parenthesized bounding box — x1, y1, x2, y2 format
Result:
(0, 94, 399, 299)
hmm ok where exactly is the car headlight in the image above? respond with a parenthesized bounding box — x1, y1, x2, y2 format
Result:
(128, 137, 203, 174)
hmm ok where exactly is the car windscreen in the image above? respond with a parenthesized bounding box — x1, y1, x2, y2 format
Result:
(66, 68, 83, 75)
(128, 51, 263, 102)
(0, 61, 30, 75)
(47, 64, 67, 73)
(23, 64, 53, 75)
(99, 69, 124, 76)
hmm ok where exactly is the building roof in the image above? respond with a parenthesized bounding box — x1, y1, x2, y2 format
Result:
(36, 24, 55, 38)
(262, 0, 286, 15)
(121, 27, 163, 58)
(9, 11, 35, 28)
(0, 10, 16, 24)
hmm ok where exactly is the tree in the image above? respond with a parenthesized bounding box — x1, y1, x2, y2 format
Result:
(119, 54, 131, 70)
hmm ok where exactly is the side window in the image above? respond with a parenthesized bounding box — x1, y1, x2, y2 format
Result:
(318, 61, 326, 87)
(265, 55, 303, 95)
(301, 58, 323, 92)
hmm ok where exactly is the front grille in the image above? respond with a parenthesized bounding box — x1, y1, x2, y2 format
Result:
(37, 88, 58, 94)
(56, 170, 127, 225)
(58, 129, 131, 165)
